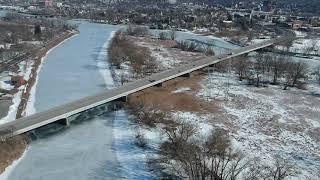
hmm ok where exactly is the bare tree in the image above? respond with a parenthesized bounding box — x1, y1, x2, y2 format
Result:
(313, 66, 320, 84)
(126, 101, 168, 128)
(253, 53, 264, 87)
(168, 30, 176, 40)
(266, 156, 294, 180)
(284, 61, 309, 90)
(159, 124, 250, 180)
(270, 55, 289, 85)
(278, 39, 293, 53)
(244, 156, 294, 180)
(134, 127, 148, 148)
(232, 55, 249, 81)
(309, 39, 318, 55)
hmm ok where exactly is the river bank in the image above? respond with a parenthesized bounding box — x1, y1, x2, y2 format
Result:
(0, 30, 78, 176)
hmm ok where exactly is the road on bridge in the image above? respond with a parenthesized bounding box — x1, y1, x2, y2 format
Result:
(0, 37, 287, 139)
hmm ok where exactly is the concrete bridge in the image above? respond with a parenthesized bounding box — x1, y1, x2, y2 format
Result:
(0, 37, 286, 139)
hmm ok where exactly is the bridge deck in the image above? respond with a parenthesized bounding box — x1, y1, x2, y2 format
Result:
(0, 38, 282, 138)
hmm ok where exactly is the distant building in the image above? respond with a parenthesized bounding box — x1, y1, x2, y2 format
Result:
(11, 76, 25, 87)
(292, 20, 303, 30)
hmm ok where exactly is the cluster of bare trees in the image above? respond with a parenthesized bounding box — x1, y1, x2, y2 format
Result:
(176, 40, 215, 56)
(232, 53, 309, 89)
(126, 101, 168, 128)
(158, 124, 249, 180)
(1, 13, 74, 42)
(313, 66, 320, 84)
(158, 30, 176, 40)
(126, 100, 295, 179)
(158, 121, 295, 179)
(301, 39, 318, 56)
(246, 157, 295, 180)
(126, 25, 149, 37)
(108, 31, 158, 78)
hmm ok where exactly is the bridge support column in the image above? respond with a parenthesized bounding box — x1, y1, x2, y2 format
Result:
(118, 96, 128, 102)
(155, 83, 163, 87)
(59, 117, 70, 126)
(181, 73, 192, 78)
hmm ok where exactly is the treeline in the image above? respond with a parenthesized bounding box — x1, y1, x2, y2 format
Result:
(158, 30, 215, 55)
(176, 40, 215, 55)
(231, 53, 310, 90)
(126, 101, 295, 180)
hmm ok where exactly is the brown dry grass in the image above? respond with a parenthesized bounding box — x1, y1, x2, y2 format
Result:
(0, 135, 27, 173)
(128, 71, 221, 114)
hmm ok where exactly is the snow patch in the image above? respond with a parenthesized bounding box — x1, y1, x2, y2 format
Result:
(97, 31, 116, 89)
(172, 87, 191, 93)
(0, 81, 14, 91)
(172, 111, 213, 137)
(0, 88, 22, 124)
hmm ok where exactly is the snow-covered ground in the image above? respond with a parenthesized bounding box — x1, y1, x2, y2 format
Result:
(97, 31, 116, 89)
(250, 38, 270, 45)
(0, 81, 14, 91)
(136, 40, 181, 70)
(171, 87, 191, 93)
(0, 60, 33, 125)
(172, 111, 213, 138)
(280, 38, 320, 56)
(197, 71, 320, 179)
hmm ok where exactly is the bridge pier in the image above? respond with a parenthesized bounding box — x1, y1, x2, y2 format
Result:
(181, 72, 192, 78)
(155, 83, 163, 87)
(58, 117, 70, 126)
(117, 96, 128, 102)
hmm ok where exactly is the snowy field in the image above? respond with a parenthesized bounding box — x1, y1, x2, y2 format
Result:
(196, 72, 320, 179)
